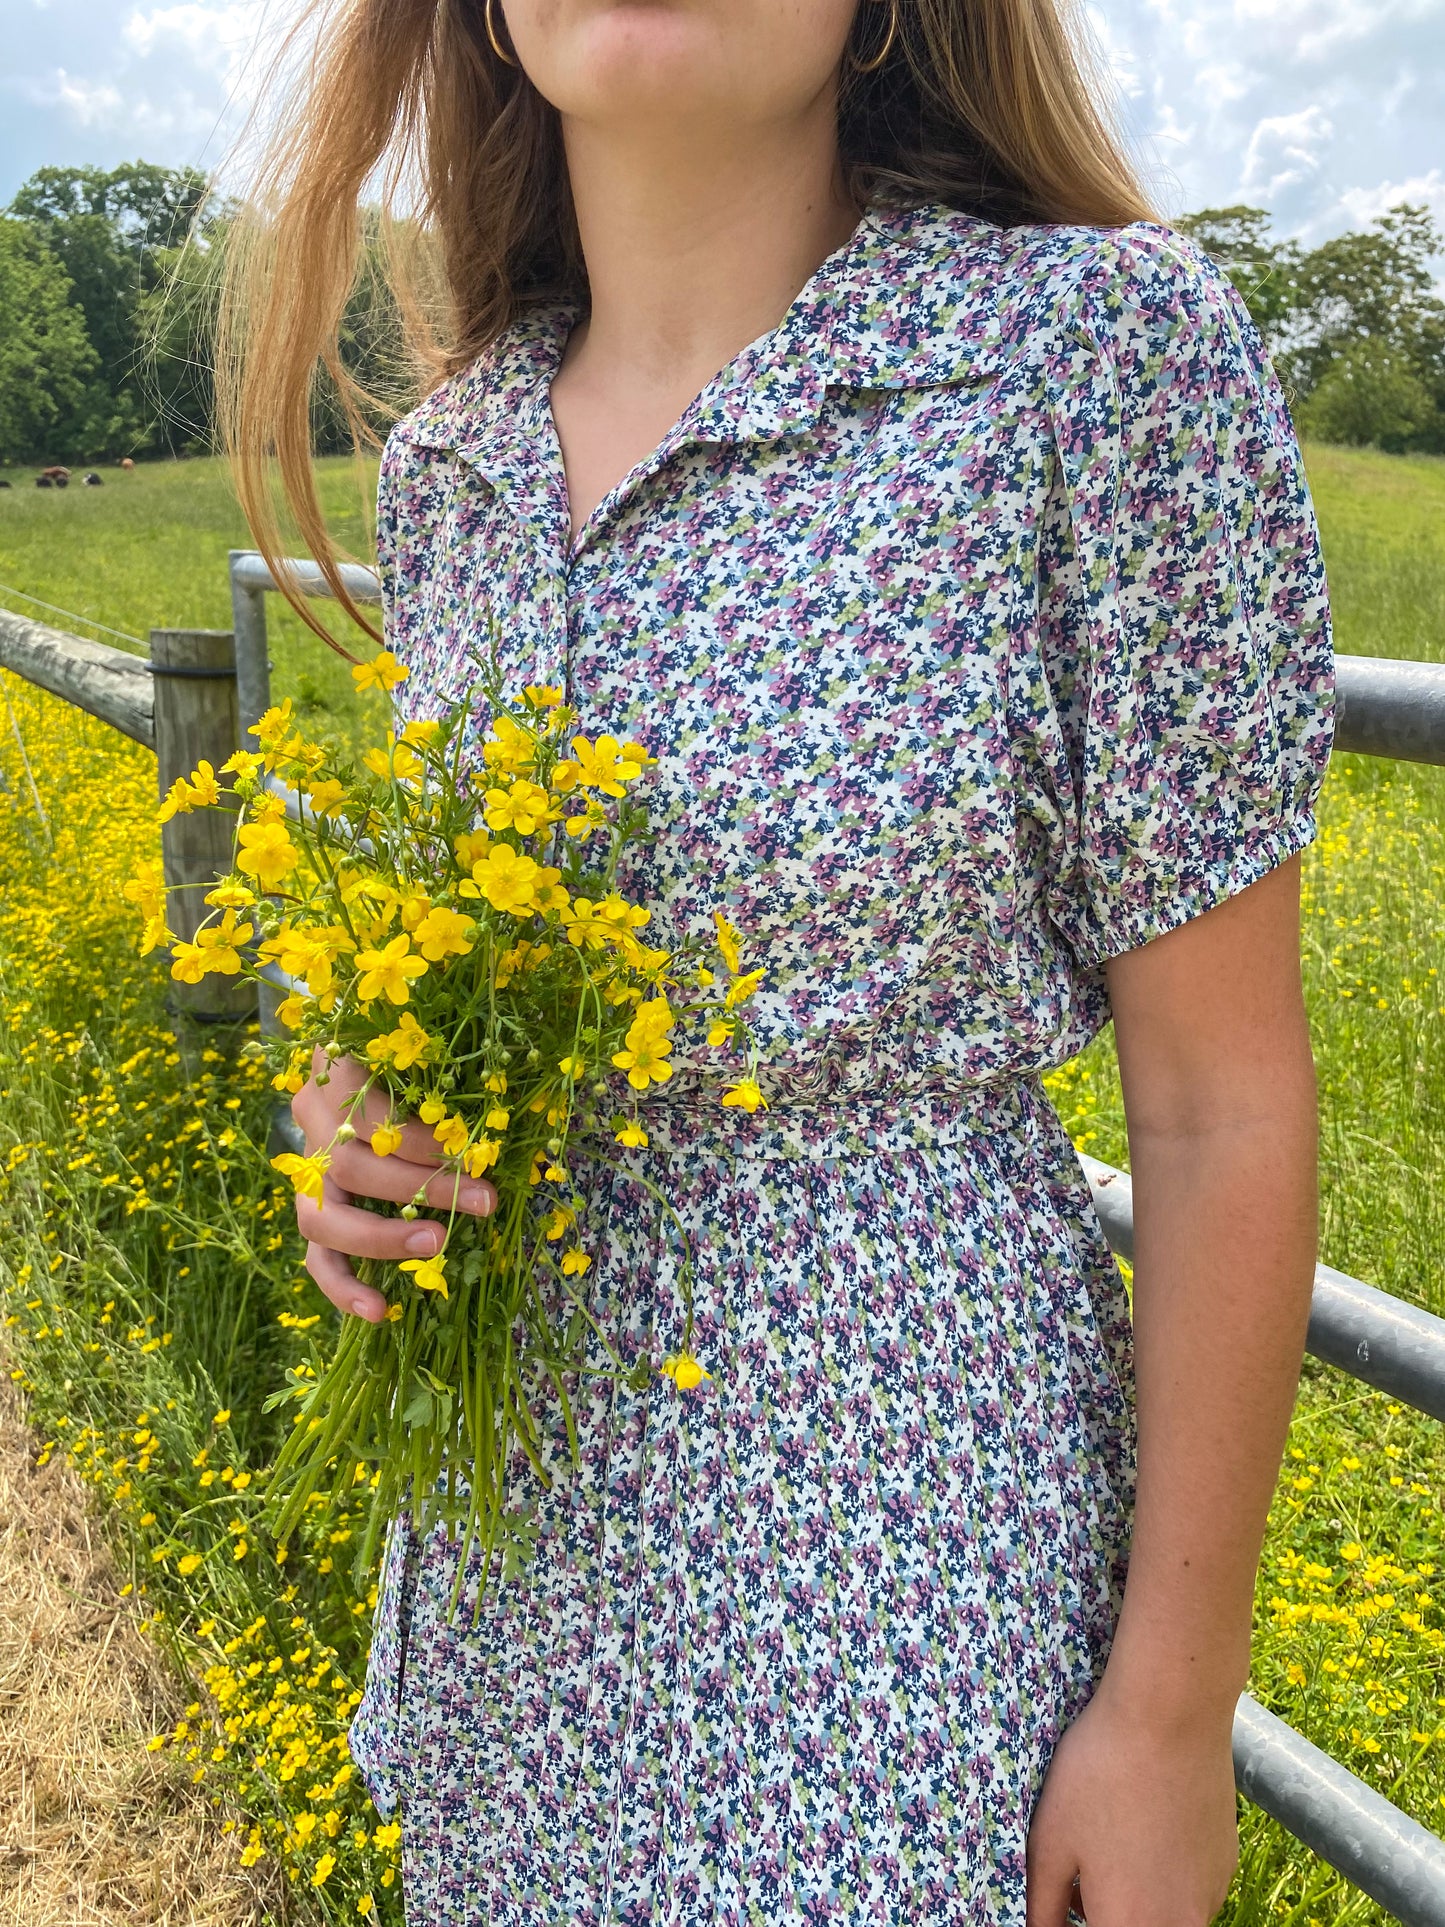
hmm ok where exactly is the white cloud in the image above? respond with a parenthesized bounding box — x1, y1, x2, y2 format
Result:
(1339, 168, 1445, 226)
(19, 69, 126, 128)
(122, 1, 263, 80)
(1242, 106, 1336, 200)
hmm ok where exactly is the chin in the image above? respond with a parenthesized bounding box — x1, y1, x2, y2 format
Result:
(547, 4, 739, 119)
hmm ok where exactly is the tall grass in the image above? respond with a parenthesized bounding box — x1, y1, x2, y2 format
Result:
(0, 447, 1442, 1924)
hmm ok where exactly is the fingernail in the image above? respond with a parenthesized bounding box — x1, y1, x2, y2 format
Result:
(349, 1295, 373, 1318)
(405, 1226, 441, 1255)
(461, 1185, 493, 1215)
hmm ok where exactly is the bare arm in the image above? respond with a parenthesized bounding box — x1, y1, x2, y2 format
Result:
(1101, 848, 1319, 1725)
(1027, 849, 1320, 1927)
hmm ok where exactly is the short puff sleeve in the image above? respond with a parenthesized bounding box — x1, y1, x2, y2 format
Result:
(1029, 224, 1335, 972)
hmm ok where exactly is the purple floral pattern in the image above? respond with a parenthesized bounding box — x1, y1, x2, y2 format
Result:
(346, 201, 1335, 1925)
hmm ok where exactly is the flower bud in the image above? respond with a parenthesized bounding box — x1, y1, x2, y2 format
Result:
(400, 1205, 419, 1221)
(335, 1123, 356, 1143)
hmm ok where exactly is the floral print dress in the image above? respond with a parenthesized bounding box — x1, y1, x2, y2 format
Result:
(346, 201, 1336, 1926)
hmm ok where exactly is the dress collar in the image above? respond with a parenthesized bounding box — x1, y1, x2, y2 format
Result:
(406, 199, 1006, 470)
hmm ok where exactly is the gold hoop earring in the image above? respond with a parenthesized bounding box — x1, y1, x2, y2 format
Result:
(485, 0, 518, 67)
(848, 0, 898, 74)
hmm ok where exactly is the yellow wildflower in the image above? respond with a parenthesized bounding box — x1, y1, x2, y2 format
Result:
(355, 934, 428, 1005)
(370, 1123, 404, 1157)
(561, 1248, 591, 1277)
(352, 650, 408, 693)
(253, 699, 297, 750)
(484, 778, 554, 835)
(305, 777, 348, 816)
(568, 733, 651, 797)
(236, 819, 299, 889)
(467, 844, 541, 915)
(725, 968, 766, 1010)
(660, 1351, 711, 1391)
(721, 1077, 766, 1113)
(399, 1255, 448, 1299)
(714, 911, 742, 976)
(461, 1137, 500, 1177)
(454, 828, 492, 869)
(413, 906, 476, 962)
(271, 1150, 330, 1205)
(481, 713, 538, 777)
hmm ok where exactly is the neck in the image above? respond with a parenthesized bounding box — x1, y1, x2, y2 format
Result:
(558, 109, 862, 391)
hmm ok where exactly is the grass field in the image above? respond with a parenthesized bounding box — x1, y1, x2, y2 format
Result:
(0, 446, 1443, 1925)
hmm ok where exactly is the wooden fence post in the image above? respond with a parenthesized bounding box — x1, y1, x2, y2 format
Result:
(150, 628, 255, 1024)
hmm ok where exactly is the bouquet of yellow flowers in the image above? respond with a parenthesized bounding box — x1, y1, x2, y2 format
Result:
(127, 649, 765, 1620)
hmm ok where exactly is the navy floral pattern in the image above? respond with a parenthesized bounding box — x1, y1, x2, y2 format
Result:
(346, 201, 1335, 1925)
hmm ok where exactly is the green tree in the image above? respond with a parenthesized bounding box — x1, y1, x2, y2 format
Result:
(1285, 203, 1445, 408)
(5, 161, 218, 458)
(0, 218, 98, 464)
(1299, 338, 1436, 454)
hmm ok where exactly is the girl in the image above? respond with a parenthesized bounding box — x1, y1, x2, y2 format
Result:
(223, 2, 1336, 1921)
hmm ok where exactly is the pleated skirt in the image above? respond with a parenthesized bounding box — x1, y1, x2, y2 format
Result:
(348, 1071, 1136, 1926)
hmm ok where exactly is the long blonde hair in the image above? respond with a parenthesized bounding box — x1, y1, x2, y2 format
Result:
(217, 0, 1152, 650)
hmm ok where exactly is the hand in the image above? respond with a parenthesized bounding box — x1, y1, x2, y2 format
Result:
(290, 1046, 496, 1322)
(1026, 1678, 1240, 1927)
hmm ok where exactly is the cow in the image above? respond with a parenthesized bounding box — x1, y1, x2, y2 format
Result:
(83, 472, 104, 486)
(39, 465, 71, 488)
(120, 458, 136, 472)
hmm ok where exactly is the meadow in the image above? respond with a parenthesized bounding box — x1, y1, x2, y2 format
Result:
(0, 446, 1442, 1925)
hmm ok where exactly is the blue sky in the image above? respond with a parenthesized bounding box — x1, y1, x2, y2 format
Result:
(2, 0, 1442, 245)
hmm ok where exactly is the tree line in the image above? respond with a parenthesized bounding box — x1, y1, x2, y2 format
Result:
(2, 160, 1443, 467)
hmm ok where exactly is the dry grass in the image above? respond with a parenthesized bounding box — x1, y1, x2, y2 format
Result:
(0, 1375, 288, 1927)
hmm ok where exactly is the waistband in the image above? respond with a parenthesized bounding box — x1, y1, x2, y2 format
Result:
(593, 1071, 1056, 1164)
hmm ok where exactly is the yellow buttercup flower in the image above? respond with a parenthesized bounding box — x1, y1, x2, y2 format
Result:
(271, 1150, 330, 1205)
(481, 713, 539, 777)
(352, 650, 408, 693)
(612, 1033, 673, 1091)
(614, 1118, 649, 1148)
(454, 828, 492, 869)
(543, 1205, 575, 1242)
(204, 880, 256, 909)
(236, 820, 299, 889)
(484, 779, 554, 835)
(362, 736, 423, 784)
(660, 1351, 711, 1391)
(561, 1248, 591, 1276)
(355, 935, 428, 1005)
(714, 910, 742, 976)
(567, 733, 649, 798)
(252, 698, 297, 750)
(721, 1077, 766, 1113)
(413, 906, 476, 963)
(399, 1254, 448, 1299)
(365, 1011, 432, 1070)
(725, 968, 766, 1010)
(305, 777, 348, 816)
(370, 1123, 404, 1157)
(461, 1137, 500, 1176)
(468, 844, 541, 915)
(430, 1112, 469, 1158)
